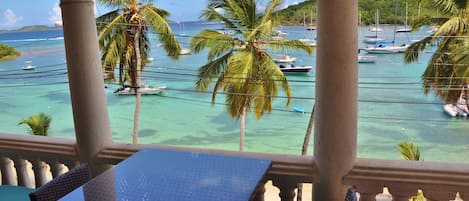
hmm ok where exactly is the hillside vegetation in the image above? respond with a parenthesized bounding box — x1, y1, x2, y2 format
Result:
(0, 44, 20, 60)
(275, 0, 438, 25)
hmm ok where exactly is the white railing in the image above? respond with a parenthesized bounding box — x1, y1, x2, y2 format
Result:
(0, 133, 467, 201)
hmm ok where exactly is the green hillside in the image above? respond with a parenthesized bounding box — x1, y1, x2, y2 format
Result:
(275, 0, 439, 25)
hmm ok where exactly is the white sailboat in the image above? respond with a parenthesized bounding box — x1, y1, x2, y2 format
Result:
(363, 6, 410, 54)
(363, 9, 385, 44)
(300, 11, 317, 47)
(368, 8, 383, 32)
(396, 1, 411, 33)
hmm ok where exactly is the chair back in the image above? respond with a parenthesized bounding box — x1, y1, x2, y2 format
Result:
(29, 163, 90, 201)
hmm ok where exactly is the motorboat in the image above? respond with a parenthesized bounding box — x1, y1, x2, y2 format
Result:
(369, 26, 383, 32)
(22, 61, 35, 70)
(179, 46, 191, 55)
(358, 55, 377, 63)
(279, 63, 313, 73)
(273, 55, 297, 63)
(396, 27, 411, 33)
(272, 30, 287, 36)
(114, 85, 166, 95)
(444, 104, 458, 117)
(363, 43, 410, 54)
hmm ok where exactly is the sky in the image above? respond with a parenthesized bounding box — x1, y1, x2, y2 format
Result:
(0, 0, 304, 30)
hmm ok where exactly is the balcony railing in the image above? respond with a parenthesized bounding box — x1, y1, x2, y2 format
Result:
(0, 133, 467, 201)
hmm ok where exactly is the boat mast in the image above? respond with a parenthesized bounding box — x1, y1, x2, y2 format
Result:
(405, 1, 408, 30)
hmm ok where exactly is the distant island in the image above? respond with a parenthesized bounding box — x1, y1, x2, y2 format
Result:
(0, 44, 20, 60)
(0, 25, 62, 34)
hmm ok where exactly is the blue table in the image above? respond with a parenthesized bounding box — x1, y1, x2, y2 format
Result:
(0, 185, 34, 201)
(59, 148, 272, 201)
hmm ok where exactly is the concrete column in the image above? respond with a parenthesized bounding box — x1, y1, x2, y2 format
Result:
(60, 0, 113, 176)
(314, 0, 358, 200)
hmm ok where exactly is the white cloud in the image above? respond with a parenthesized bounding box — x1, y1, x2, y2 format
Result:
(1, 8, 23, 27)
(49, 3, 62, 26)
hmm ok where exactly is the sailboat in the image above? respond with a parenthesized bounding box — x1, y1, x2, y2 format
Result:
(306, 8, 317, 31)
(363, 9, 385, 44)
(396, 1, 411, 33)
(300, 11, 316, 47)
(363, 6, 410, 54)
(368, 8, 383, 32)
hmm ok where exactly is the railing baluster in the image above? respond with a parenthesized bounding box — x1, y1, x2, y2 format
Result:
(50, 160, 67, 178)
(272, 177, 297, 201)
(12, 156, 34, 188)
(252, 180, 266, 201)
(0, 156, 17, 185)
(31, 159, 50, 188)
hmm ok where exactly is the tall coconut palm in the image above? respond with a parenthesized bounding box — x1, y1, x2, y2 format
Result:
(191, 0, 313, 151)
(18, 113, 52, 136)
(404, 0, 469, 103)
(97, 0, 180, 144)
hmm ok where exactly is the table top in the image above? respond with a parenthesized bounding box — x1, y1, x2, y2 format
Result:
(0, 185, 34, 201)
(60, 148, 272, 201)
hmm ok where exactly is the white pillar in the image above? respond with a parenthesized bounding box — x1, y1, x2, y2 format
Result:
(314, 0, 358, 200)
(60, 0, 113, 176)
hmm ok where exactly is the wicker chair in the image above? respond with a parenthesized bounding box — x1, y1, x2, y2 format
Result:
(29, 163, 90, 201)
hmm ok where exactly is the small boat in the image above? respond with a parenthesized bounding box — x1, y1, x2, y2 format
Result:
(444, 104, 459, 117)
(179, 48, 191, 55)
(114, 85, 166, 95)
(395, 27, 411, 33)
(273, 55, 297, 63)
(147, 57, 154, 62)
(293, 107, 305, 113)
(272, 30, 287, 36)
(369, 26, 383, 32)
(363, 43, 410, 54)
(22, 61, 35, 70)
(306, 24, 317, 31)
(279, 63, 313, 73)
(358, 55, 377, 63)
(363, 35, 386, 44)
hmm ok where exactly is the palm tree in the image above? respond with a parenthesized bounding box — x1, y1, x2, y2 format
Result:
(397, 140, 421, 161)
(18, 113, 52, 136)
(97, 0, 180, 144)
(191, 0, 313, 151)
(404, 0, 469, 104)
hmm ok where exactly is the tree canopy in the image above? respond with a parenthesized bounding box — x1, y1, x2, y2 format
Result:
(0, 44, 20, 60)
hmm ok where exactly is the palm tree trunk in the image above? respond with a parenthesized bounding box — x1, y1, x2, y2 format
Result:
(132, 25, 142, 144)
(297, 104, 315, 201)
(240, 106, 246, 152)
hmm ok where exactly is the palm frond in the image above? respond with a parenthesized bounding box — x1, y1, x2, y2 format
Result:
(266, 39, 314, 55)
(404, 35, 437, 63)
(18, 113, 52, 136)
(411, 17, 449, 30)
(397, 141, 421, 161)
(435, 17, 468, 36)
(190, 29, 235, 60)
(140, 5, 180, 59)
(97, 0, 131, 9)
(259, 0, 281, 25)
(434, 0, 467, 14)
(196, 52, 233, 91)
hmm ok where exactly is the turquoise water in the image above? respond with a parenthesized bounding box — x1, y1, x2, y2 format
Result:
(0, 23, 468, 162)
